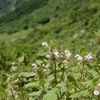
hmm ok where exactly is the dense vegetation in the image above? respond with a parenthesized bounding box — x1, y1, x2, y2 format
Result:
(0, 0, 100, 99)
(0, 0, 13, 15)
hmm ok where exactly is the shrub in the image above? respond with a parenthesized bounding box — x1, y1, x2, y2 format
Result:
(38, 17, 50, 25)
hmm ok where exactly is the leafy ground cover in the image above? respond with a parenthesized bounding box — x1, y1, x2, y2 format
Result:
(0, 0, 100, 99)
(0, 32, 100, 100)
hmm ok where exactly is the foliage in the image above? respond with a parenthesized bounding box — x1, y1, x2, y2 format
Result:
(0, 32, 100, 99)
(0, 0, 100, 99)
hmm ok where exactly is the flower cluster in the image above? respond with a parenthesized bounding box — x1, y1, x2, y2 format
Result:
(53, 50, 60, 60)
(84, 53, 93, 61)
(43, 68, 50, 73)
(65, 50, 72, 60)
(42, 42, 72, 61)
(75, 53, 93, 63)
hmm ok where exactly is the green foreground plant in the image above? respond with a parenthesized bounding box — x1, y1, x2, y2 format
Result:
(0, 32, 100, 100)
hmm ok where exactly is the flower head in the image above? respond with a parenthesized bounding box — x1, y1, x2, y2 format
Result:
(32, 63, 37, 67)
(98, 83, 100, 87)
(84, 53, 93, 61)
(43, 69, 50, 73)
(31, 63, 38, 70)
(54, 50, 60, 59)
(42, 42, 48, 48)
(75, 54, 83, 62)
(93, 90, 99, 96)
(46, 54, 51, 59)
(65, 50, 72, 60)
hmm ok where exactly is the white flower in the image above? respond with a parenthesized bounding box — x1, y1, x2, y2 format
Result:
(46, 54, 51, 59)
(65, 50, 72, 59)
(6, 77, 11, 82)
(31, 63, 38, 70)
(75, 54, 83, 62)
(84, 53, 93, 61)
(42, 64, 45, 66)
(98, 83, 100, 87)
(32, 63, 37, 67)
(43, 69, 50, 73)
(94, 90, 99, 96)
(54, 50, 60, 59)
(65, 77, 67, 81)
(42, 42, 48, 48)
(12, 79, 19, 84)
(15, 94, 19, 99)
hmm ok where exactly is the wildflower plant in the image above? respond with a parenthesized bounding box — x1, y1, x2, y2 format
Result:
(2, 32, 100, 100)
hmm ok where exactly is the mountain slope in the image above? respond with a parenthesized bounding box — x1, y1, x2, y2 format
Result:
(0, 0, 100, 57)
(0, 0, 100, 34)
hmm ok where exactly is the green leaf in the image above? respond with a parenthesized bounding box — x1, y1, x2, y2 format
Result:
(67, 75, 75, 82)
(79, 47, 87, 55)
(43, 92, 57, 100)
(11, 47, 16, 56)
(89, 69, 99, 78)
(82, 80, 93, 87)
(10, 66, 18, 72)
(69, 89, 89, 98)
(28, 90, 42, 96)
(11, 62, 16, 65)
(49, 40, 54, 47)
(18, 54, 24, 62)
(36, 60, 43, 65)
(49, 88, 58, 93)
(56, 82, 66, 89)
(37, 50, 47, 56)
(90, 33, 98, 38)
(69, 92, 81, 98)
(24, 82, 39, 89)
(80, 89, 89, 96)
(39, 79, 46, 86)
(19, 72, 36, 78)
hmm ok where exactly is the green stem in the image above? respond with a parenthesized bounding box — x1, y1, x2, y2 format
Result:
(75, 88, 79, 100)
(54, 59, 57, 84)
(59, 65, 65, 82)
(10, 88, 16, 100)
(21, 89, 25, 100)
(81, 64, 84, 80)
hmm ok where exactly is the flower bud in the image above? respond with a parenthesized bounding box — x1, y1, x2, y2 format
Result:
(32, 63, 38, 70)
(54, 50, 60, 59)
(98, 83, 100, 87)
(46, 54, 51, 59)
(43, 69, 50, 73)
(42, 42, 48, 48)
(93, 90, 99, 96)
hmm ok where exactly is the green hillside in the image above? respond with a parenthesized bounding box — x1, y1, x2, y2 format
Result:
(0, 0, 100, 64)
(0, 0, 100, 99)
(0, 0, 99, 61)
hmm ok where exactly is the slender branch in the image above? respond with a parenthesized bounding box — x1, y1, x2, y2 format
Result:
(81, 64, 85, 80)
(54, 59, 57, 84)
(10, 88, 16, 100)
(59, 65, 65, 82)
